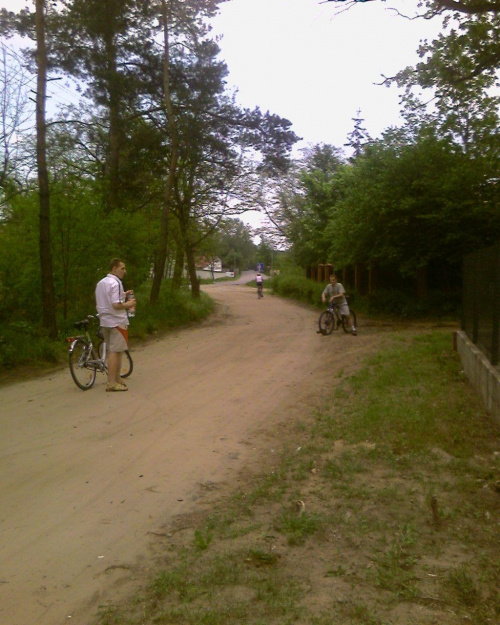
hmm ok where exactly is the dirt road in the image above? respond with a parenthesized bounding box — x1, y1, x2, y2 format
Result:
(0, 280, 379, 625)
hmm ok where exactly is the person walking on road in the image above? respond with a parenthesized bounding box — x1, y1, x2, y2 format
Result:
(322, 274, 357, 335)
(95, 258, 136, 391)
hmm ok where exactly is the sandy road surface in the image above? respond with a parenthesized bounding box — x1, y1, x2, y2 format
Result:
(0, 281, 379, 624)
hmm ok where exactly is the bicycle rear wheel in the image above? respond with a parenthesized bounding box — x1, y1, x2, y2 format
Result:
(69, 339, 96, 390)
(121, 351, 133, 378)
(341, 310, 357, 334)
(319, 310, 335, 335)
(98, 341, 133, 378)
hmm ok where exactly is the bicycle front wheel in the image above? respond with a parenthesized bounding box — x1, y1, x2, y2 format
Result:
(319, 310, 335, 335)
(97, 341, 133, 378)
(69, 339, 96, 390)
(341, 310, 357, 334)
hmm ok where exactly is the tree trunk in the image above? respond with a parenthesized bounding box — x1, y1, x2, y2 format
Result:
(354, 262, 362, 294)
(35, 0, 57, 338)
(417, 266, 428, 300)
(106, 81, 121, 212)
(185, 244, 200, 298)
(150, 0, 179, 304)
(102, 10, 122, 212)
(150, 194, 170, 302)
(171, 244, 184, 290)
(369, 261, 378, 295)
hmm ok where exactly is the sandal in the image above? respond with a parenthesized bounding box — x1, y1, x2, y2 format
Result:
(106, 383, 128, 392)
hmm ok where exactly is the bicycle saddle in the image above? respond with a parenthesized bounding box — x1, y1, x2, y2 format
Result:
(74, 319, 90, 329)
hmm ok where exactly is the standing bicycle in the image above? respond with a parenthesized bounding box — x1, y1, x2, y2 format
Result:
(320, 274, 357, 335)
(66, 315, 133, 390)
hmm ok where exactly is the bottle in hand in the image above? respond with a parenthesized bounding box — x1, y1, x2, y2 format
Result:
(126, 290, 136, 318)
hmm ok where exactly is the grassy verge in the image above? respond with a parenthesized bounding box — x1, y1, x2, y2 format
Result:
(0, 283, 214, 377)
(94, 330, 500, 625)
(127, 282, 214, 341)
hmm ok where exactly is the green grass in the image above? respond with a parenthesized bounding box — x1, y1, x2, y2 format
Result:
(91, 328, 500, 625)
(274, 508, 323, 546)
(0, 282, 214, 375)
(446, 564, 481, 607)
(328, 332, 486, 457)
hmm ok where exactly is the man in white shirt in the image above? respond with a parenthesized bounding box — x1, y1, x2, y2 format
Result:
(95, 258, 136, 392)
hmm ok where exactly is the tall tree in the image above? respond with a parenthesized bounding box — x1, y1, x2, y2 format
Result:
(391, 1, 500, 113)
(52, 0, 157, 211)
(344, 108, 371, 159)
(149, 0, 180, 304)
(35, 0, 57, 337)
(284, 144, 345, 267)
(214, 219, 256, 271)
(328, 128, 500, 285)
(139, 3, 298, 298)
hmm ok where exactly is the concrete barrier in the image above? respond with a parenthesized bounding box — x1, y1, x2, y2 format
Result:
(454, 330, 500, 423)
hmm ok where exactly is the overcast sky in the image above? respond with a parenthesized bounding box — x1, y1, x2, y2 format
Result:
(211, 0, 444, 152)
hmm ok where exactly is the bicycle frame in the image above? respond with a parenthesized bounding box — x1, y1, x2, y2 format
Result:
(318, 298, 357, 336)
(323, 304, 339, 325)
(67, 314, 134, 390)
(68, 337, 105, 371)
(66, 317, 106, 373)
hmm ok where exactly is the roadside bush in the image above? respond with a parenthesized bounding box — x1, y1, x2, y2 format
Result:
(359, 288, 461, 318)
(0, 322, 61, 369)
(270, 269, 460, 320)
(0, 282, 215, 373)
(361, 289, 422, 317)
(271, 272, 324, 308)
(129, 283, 214, 340)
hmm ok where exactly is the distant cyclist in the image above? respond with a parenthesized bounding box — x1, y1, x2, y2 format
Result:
(256, 272, 264, 298)
(322, 274, 357, 335)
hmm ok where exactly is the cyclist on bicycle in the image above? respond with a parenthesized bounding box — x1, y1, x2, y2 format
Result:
(256, 272, 264, 298)
(322, 274, 357, 335)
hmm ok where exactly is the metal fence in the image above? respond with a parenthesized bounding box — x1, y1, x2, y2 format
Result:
(462, 243, 500, 366)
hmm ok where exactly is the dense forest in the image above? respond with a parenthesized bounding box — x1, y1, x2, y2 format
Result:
(1, 0, 500, 343)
